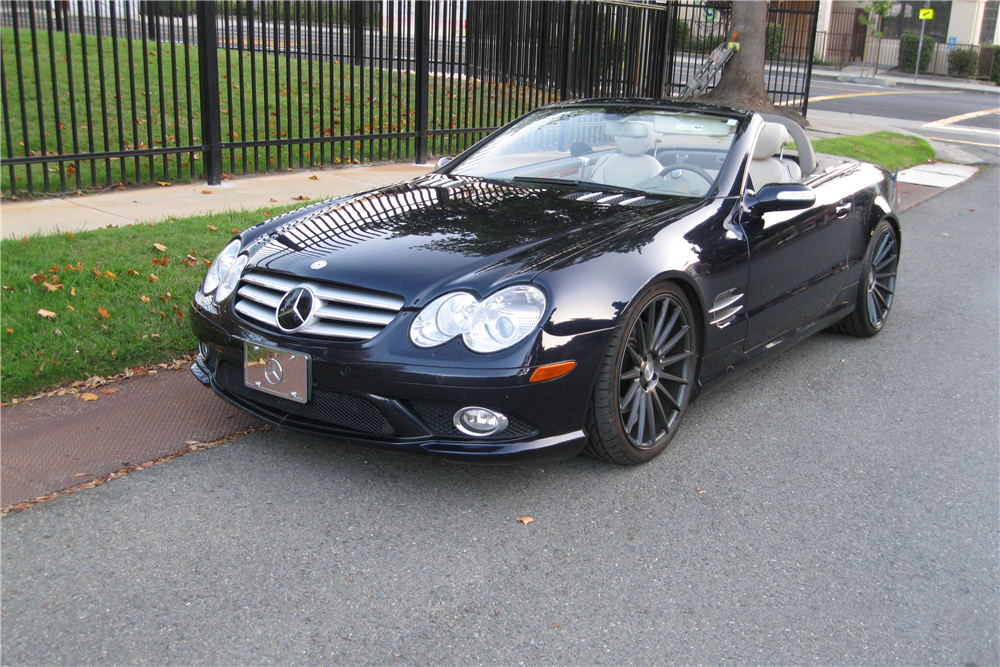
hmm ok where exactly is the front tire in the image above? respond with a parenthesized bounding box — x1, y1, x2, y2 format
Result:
(833, 219, 899, 337)
(585, 283, 697, 465)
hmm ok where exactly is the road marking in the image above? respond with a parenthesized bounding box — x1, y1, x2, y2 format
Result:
(776, 89, 962, 107)
(923, 107, 1000, 128)
(807, 90, 963, 103)
(924, 125, 1000, 136)
(928, 136, 999, 148)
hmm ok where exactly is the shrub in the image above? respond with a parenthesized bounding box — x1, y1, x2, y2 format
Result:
(982, 44, 1000, 84)
(899, 33, 935, 73)
(948, 49, 978, 77)
(765, 22, 784, 59)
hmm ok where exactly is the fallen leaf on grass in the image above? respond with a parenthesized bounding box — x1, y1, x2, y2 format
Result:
(99, 387, 119, 395)
(231, 228, 241, 233)
(67, 305, 75, 311)
(176, 311, 185, 318)
(292, 195, 310, 201)
(517, 516, 534, 524)
(152, 243, 167, 252)
(207, 225, 219, 231)
(149, 274, 159, 282)
(42, 282, 64, 292)
(30, 273, 47, 284)
(97, 307, 110, 319)
(127, 268, 140, 276)
(150, 255, 168, 266)
(22, 236, 28, 245)
(66, 232, 74, 238)
(80, 393, 99, 401)
(104, 270, 117, 281)
(38, 309, 57, 319)
(70, 287, 76, 297)
(182, 259, 195, 267)
(5, 328, 12, 333)
(140, 295, 150, 303)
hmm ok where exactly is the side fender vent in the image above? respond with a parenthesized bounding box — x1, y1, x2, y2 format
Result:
(710, 289, 744, 328)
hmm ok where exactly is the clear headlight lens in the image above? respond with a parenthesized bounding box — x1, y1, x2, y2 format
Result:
(202, 239, 242, 295)
(214, 253, 248, 304)
(409, 285, 546, 353)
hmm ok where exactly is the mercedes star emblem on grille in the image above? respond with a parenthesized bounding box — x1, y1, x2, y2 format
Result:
(276, 286, 316, 332)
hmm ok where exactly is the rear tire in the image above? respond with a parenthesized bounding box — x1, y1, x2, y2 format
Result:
(585, 283, 697, 465)
(832, 219, 899, 338)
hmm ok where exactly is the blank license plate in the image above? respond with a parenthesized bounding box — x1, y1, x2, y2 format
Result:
(244, 342, 311, 404)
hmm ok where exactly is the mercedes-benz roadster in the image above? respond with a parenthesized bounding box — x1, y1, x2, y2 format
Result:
(191, 99, 900, 464)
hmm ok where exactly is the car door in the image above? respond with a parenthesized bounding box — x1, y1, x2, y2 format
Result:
(740, 176, 858, 351)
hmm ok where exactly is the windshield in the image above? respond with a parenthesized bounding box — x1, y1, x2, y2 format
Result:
(449, 106, 741, 198)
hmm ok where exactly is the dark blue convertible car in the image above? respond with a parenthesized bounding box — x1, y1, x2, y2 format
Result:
(191, 99, 901, 464)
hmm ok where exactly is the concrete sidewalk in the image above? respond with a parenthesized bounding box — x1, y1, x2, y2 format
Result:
(1, 163, 436, 239)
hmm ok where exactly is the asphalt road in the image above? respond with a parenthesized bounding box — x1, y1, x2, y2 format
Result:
(2, 173, 998, 665)
(808, 80, 1000, 154)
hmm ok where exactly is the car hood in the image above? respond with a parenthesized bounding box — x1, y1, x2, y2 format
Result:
(245, 174, 700, 306)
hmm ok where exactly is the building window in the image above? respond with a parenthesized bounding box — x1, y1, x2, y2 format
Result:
(981, 1, 999, 44)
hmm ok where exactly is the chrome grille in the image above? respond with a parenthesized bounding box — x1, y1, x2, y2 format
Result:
(234, 271, 404, 341)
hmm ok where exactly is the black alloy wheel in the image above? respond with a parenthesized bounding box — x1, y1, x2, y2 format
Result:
(586, 283, 697, 464)
(833, 219, 899, 338)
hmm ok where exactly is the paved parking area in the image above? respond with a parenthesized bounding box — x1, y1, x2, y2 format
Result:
(2, 169, 996, 665)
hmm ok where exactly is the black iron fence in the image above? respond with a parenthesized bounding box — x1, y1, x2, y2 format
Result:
(2, 0, 817, 198)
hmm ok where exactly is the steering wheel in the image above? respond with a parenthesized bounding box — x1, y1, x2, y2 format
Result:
(658, 163, 714, 187)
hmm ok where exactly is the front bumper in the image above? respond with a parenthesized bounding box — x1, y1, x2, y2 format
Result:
(190, 304, 611, 463)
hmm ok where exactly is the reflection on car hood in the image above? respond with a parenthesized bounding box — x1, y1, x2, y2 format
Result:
(246, 174, 698, 305)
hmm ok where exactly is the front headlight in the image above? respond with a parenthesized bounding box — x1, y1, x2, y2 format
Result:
(202, 239, 242, 295)
(213, 253, 248, 304)
(409, 285, 546, 353)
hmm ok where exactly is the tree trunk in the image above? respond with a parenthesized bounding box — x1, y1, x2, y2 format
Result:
(701, 1, 774, 111)
(701, 1, 805, 124)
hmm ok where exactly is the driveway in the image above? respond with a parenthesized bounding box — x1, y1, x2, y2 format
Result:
(2, 171, 997, 665)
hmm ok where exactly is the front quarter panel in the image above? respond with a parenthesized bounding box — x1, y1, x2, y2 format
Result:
(535, 196, 750, 383)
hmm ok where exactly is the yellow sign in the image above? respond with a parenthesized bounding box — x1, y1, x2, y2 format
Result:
(918, 8, 934, 20)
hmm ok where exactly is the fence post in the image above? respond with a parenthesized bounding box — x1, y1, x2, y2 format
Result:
(802, 1, 820, 116)
(196, 1, 222, 185)
(560, 0, 577, 100)
(414, 0, 430, 164)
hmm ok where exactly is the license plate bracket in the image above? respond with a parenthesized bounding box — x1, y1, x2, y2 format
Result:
(244, 342, 311, 404)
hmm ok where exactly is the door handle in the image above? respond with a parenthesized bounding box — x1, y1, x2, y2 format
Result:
(835, 202, 853, 217)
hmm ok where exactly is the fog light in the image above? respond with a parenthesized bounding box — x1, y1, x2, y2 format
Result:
(453, 407, 509, 437)
(198, 341, 211, 360)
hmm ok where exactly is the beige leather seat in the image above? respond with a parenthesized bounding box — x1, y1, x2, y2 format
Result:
(748, 122, 800, 190)
(588, 120, 661, 188)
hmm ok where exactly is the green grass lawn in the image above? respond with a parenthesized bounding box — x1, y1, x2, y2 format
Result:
(810, 131, 935, 172)
(2, 24, 544, 197)
(0, 203, 300, 401)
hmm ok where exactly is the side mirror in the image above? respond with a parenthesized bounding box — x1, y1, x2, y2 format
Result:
(743, 183, 815, 217)
(435, 156, 453, 169)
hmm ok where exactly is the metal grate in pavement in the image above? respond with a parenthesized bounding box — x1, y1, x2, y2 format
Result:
(1, 367, 261, 507)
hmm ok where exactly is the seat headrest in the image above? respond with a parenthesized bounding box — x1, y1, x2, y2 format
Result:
(607, 120, 657, 157)
(753, 123, 790, 160)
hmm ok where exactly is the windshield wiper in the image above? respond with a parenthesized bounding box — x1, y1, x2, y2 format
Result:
(510, 176, 648, 196)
